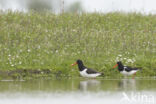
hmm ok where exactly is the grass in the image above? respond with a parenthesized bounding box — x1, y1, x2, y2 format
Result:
(0, 11, 156, 78)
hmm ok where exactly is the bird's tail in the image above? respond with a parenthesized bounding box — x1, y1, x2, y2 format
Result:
(100, 73, 104, 76)
(137, 67, 142, 70)
(136, 67, 143, 73)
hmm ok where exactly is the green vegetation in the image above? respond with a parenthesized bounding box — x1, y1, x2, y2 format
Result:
(0, 11, 156, 78)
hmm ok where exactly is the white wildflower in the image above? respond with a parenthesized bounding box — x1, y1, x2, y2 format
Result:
(19, 61, 22, 64)
(45, 29, 48, 33)
(38, 45, 41, 49)
(12, 57, 15, 60)
(126, 52, 130, 54)
(120, 58, 123, 61)
(20, 49, 23, 52)
(127, 59, 134, 63)
(72, 29, 76, 32)
(28, 49, 31, 52)
(16, 55, 19, 58)
(116, 57, 119, 61)
(118, 54, 122, 57)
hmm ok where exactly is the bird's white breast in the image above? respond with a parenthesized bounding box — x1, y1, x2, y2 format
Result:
(120, 70, 138, 76)
(80, 69, 101, 78)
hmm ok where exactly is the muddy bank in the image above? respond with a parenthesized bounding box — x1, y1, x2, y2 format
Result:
(0, 69, 64, 80)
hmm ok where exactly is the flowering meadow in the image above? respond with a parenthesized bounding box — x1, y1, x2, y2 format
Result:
(0, 11, 156, 77)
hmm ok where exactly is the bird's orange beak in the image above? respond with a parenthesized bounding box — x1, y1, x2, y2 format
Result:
(71, 62, 77, 66)
(113, 64, 118, 68)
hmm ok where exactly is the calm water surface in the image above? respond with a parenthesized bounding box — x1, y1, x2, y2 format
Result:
(0, 0, 156, 14)
(0, 78, 155, 104)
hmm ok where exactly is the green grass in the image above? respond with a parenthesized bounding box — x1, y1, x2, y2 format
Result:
(0, 11, 156, 77)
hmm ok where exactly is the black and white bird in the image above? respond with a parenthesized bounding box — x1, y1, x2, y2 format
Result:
(71, 59, 103, 78)
(113, 61, 141, 78)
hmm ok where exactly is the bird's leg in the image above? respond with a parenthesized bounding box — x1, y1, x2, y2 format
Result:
(132, 72, 136, 79)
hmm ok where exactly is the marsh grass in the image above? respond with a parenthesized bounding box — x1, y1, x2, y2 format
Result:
(0, 11, 156, 77)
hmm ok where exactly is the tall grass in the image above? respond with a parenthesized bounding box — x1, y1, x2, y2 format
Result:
(0, 11, 156, 77)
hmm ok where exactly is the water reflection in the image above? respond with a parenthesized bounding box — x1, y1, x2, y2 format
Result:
(118, 79, 136, 91)
(0, 0, 156, 14)
(0, 78, 155, 92)
(79, 79, 100, 91)
(0, 79, 155, 104)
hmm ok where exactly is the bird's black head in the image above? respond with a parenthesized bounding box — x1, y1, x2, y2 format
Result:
(113, 61, 124, 71)
(76, 59, 83, 65)
(117, 61, 122, 65)
(76, 59, 85, 71)
(71, 59, 85, 71)
(117, 61, 124, 71)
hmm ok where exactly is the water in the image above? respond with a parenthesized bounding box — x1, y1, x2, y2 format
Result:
(0, 0, 156, 14)
(0, 78, 155, 104)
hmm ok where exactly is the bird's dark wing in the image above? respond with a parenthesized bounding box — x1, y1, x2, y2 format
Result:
(124, 66, 132, 72)
(86, 68, 98, 74)
(125, 66, 140, 72)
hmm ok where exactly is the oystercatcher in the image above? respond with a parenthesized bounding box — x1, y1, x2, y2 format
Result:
(113, 61, 141, 78)
(71, 59, 103, 78)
